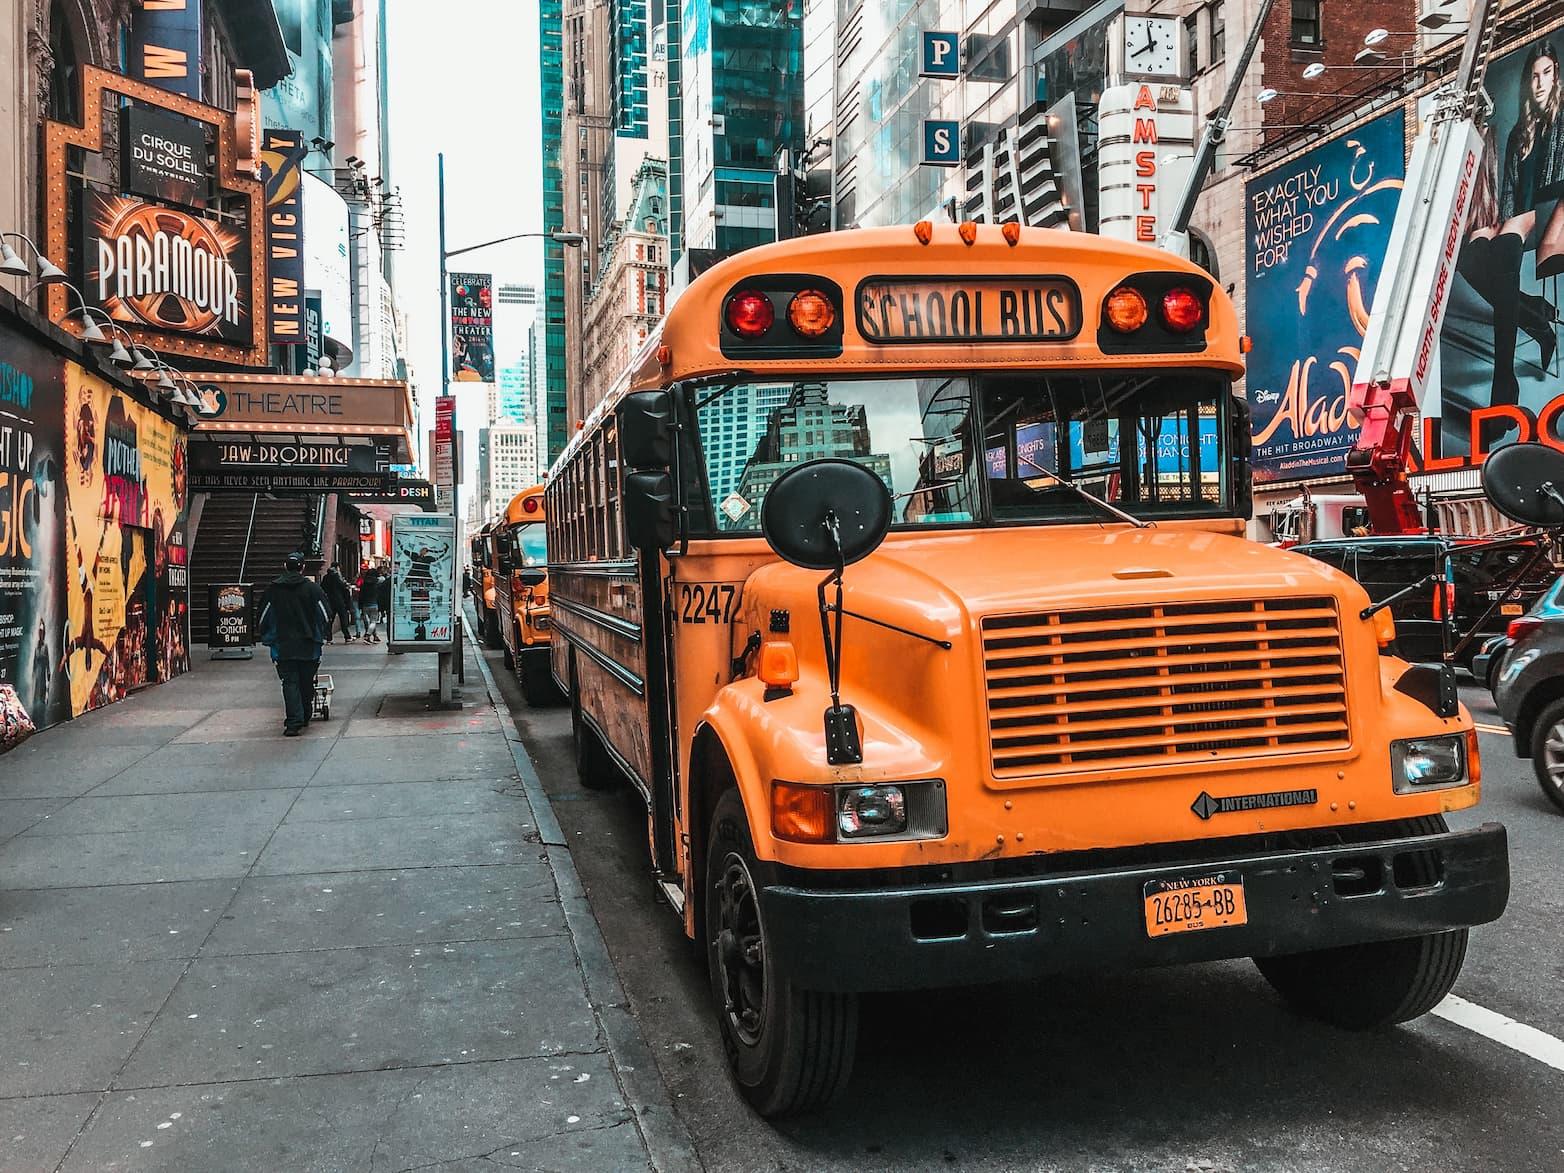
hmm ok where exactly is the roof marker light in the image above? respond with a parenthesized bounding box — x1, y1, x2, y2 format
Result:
(958, 221, 978, 245)
(913, 221, 933, 245)
(1001, 221, 1021, 246)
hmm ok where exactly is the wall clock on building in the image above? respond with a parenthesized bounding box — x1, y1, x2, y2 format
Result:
(1120, 13, 1182, 79)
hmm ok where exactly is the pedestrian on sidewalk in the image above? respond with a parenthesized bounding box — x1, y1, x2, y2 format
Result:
(358, 562, 384, 643)
(258, 552, 331, 736)
(376, 564, 391, 648)
(321, 563, 356, 643)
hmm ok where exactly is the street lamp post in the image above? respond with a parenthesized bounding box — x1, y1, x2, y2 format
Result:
(430, 154, 584, 706)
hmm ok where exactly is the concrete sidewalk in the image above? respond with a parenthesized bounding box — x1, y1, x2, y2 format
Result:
(0, 635, 698, 1171)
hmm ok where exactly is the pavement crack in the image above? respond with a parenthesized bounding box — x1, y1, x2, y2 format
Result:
(392, 1119, 636, 1173)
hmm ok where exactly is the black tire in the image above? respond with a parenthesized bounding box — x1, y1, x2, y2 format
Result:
(520, 651, 562, 707)
(1254, 816, 1468, 1028)
(501, 627, 515, 670)
(483, 607, 502, 649)
(1527, 697, 1564, 813)
(705, 789, 856, 1116)
(570, 673, 617, 789)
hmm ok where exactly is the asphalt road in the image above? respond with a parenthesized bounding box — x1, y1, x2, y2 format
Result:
(483, 645, 1564, 1173)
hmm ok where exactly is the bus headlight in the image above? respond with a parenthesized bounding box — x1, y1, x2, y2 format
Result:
(838, 785, 907, 837)
(1391, 734, 1467, 792)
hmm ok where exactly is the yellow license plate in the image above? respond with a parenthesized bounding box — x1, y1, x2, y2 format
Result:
(1143, 873, 1248, 937)
(1501, 604, 1524, 616)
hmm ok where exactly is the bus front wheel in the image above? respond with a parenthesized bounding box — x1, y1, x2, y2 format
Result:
(520, 651, 562, 707)
(483, 607, 502, 649)
(704, 789, 856, 1116)
(1254, 816, 1467, 1029)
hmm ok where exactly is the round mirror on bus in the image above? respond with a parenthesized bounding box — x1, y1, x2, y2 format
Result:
(1481, 442, 1564, 527)
(761, 459, 893, 571)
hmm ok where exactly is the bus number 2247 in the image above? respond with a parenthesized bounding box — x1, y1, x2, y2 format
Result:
(677, 583, 739, 625)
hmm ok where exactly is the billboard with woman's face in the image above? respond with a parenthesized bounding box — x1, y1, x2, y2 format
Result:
(1439, 32, 1564, 469)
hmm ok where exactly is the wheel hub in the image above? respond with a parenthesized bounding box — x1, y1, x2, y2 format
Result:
(714, 852, 766, 1045)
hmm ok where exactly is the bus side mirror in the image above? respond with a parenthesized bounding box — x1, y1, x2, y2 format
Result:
(625, 470, 677, 550)
(498, 556, 515, 574)
(620, 390, 673, 468)
(1483, 442, 1564, 526)
(1229, 393, 1253, 523)
(519, 567, 546, 587)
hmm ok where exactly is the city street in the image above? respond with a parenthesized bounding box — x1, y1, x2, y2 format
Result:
(484, 641, 1564, 1173)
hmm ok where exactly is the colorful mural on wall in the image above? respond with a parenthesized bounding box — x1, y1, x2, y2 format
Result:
(0, 334, 69, 732)
(61, 365, 190, 717)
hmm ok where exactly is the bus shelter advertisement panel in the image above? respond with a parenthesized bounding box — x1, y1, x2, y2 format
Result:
(0, 330, 69, 734)
(1244, 110, 1406, 483)
(390, 514, 455, 650)
(62, 365, 190, 717)
(1439, 32, 1564, 468)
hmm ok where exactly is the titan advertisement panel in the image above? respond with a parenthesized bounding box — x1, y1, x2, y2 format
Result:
(389, 514, 456, 651)
(121, 103, 208, 207)
(62, 364, 191, 717)
(262, 129, 308, 344)
(0, 326, 70, 732)
(81, 190, 253, 346)
(449, 273, 495, 381)
(1437, 31, 1564, 470)
(1244, 109, 1407, 483)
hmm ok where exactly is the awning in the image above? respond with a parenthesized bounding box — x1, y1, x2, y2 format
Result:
(186, 373, 416, 464)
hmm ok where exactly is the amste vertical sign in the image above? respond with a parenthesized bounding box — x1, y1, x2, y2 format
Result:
(434, 395, 455, 515)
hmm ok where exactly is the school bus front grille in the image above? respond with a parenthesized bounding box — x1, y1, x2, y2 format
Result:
(981, 598, 1349, 777)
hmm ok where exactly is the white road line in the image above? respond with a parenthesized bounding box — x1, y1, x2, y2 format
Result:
(1432, 995, 1564, 1073)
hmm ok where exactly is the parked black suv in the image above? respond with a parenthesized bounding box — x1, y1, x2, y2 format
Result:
(1291, 535, 1556, 666)
(1491, 575, 1564, 813)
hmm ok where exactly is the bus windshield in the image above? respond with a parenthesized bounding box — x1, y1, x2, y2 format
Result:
(513, 523, 547, 567)
(686, 373, 1230, 534)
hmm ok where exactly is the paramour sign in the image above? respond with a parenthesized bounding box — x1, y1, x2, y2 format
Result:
(83, 190, 251, 343)
(856, 276, 1082, 344)
(921, 31, 961, 79)
(121, 103, 208, 207)
(207, 582, 254, 649)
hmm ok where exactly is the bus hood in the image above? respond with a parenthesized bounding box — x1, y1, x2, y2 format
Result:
(748, 524, 1356, 626)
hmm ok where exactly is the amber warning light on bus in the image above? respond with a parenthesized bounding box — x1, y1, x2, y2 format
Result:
(718, 276, 846, 359)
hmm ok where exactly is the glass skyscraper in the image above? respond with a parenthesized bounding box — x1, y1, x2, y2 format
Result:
(670, 0, 803, 280)
(540, 0, 569, 462)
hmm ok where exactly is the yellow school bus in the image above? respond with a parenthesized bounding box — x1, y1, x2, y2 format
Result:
(492, 485, 557, 704)
(545, 223, 1509, 1115)
(469, 522, 504, 648)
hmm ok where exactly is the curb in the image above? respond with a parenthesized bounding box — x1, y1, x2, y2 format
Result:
(465, 621, 703, 1173)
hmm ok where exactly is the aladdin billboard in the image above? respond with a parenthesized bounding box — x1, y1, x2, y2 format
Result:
(1244, 110, 1406, 483)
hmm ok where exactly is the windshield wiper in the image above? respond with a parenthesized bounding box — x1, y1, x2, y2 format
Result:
(1016, 454, 1151, 528)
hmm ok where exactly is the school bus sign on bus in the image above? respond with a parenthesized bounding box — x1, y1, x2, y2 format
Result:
(544, 222, 1509, 1116)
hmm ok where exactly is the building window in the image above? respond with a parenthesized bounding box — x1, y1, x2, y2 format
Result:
(1209, 2, 1226, 65)
(48, 0, 82, 123)
(1185, 14, 1199, 75)
(1291, 0, 1321, 46)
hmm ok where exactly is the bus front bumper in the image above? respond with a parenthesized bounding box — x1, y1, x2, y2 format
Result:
(759, 823, 1509, 993)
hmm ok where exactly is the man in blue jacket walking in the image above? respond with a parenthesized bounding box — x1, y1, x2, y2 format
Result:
(257, 552, 331, 736)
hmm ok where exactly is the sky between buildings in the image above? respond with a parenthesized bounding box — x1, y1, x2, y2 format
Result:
(387, 0, 545, 521)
